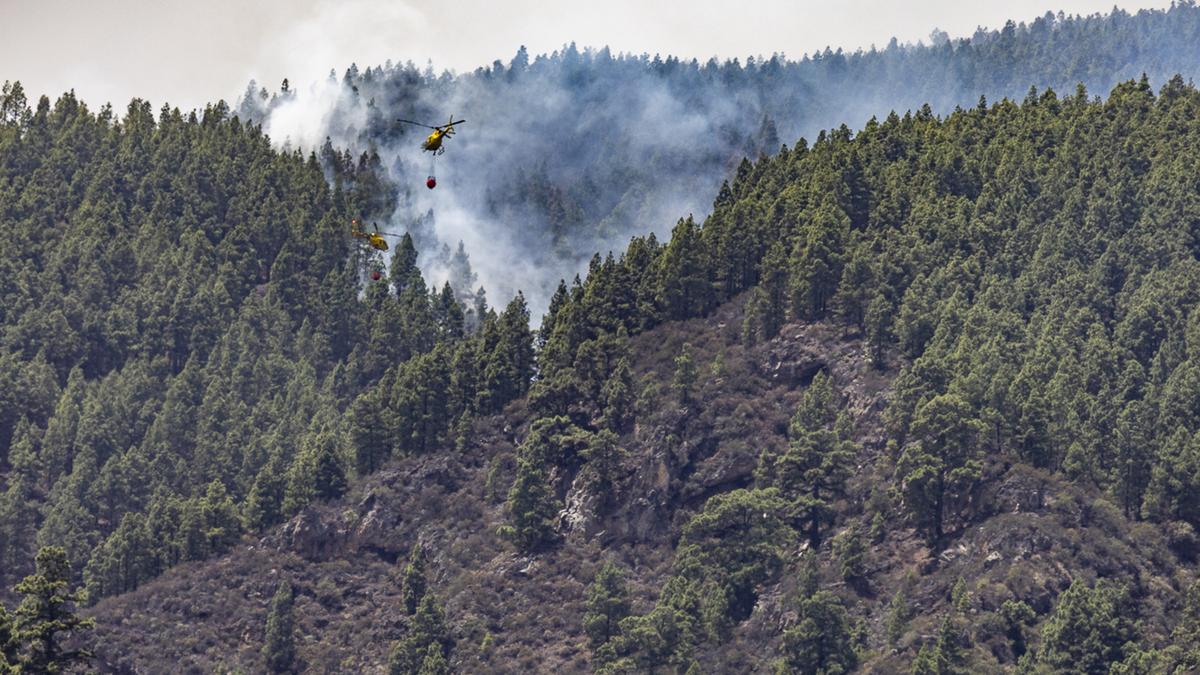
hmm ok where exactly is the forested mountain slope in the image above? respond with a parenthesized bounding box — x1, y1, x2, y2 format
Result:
(6, 6, 1200, 672)
(0, 83, 534, 609)
(239, 3, 1200, 312)
(61, 76, 1200, 673)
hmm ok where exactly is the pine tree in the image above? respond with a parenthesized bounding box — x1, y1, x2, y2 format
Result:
(12, 546, 94, 672)
(417, 644, 449, 675)
(894, 274, 937, 359)
(500, 458, 559, 552)
(389, 593, 451, 675)
(0, 472, 37, 581)
(759, 373, 855, 548)
(391, 234, 420, 297)
(910, 644, 940, 675)
(1000, 600, 1035, 660)
(834, 245, 873, 331)
(244, 453, 288, 531)
(477, 294, 535, 413)
(600, 358, 635, 433)
(583, 430, 623, 508)
(176, 497, 209, 562)
(897, 394, 983, 541)
(284, 429, 348, 514)
(757, 114, 779, 155)
(200, 479, 242, 553)
(538, 281, 569, 352)
(789, 204, 848, 320)
(435, 283, 464, 341)
(673, 488, 792, 621)
(584, 561, 631, 648)
(1037, 579, 1134, 674)
(1163, 580, 1200, 670)
(312, 432, 348, 501)
(349, 387, 392, 476)
(0, 604, 16, 672)
(908, 615, 963, 675)
(83, 512, 154, 600)
(672, 343, 698, 403)
(863, 292, 892, 370)
(742, 286, 768, 347)
(778, 575, 858, 674)
(401, 543, 428, 615)
(885, 578, 915, 646)
(447, 241, 477, 296)
(655, 216, 713, 320)
(263, 580, 297, 673)
(758, 240, 788, 339)
(832, 524, 866, 582)
(389, 349, 453, 456)
(470, 286, 490, 334)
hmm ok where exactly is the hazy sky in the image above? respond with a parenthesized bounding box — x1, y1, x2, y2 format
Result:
(0, 0, 1174, 112)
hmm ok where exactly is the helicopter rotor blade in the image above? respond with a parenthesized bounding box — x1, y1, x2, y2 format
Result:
(396, 119, 439, 129)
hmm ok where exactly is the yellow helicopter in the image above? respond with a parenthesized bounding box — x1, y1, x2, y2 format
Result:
(350, 219, 403, 252)
(397, 116, 466, 155)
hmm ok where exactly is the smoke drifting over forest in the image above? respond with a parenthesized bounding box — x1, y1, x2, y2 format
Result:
(238, 3, 1200, 316)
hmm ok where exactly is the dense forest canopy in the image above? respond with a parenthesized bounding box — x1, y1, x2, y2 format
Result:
(483, 72, 1200, 673)
(7, 69, 1200, 673)
(5, 3, 1200, 671)
(0, 82, 533, 607)
(240, 2, 1200, 314)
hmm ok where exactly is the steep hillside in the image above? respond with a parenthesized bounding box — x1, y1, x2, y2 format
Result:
(0, 84, 533, 610)
(90, 301, 1186, 673)
(86, 299, 898, 673)
(8, 36, 1200, 675)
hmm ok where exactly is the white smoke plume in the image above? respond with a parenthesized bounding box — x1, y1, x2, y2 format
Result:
(245, 50, 751, 316)
(237, 4, 1200, 318)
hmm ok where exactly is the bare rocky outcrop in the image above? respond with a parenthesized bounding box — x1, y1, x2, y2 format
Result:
(558, 472, 604, 540)
(281, 506, 341, 561)
(351, 489, 405, 559)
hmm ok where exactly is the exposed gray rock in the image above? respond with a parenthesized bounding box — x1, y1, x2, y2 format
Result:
(559, 472, 604, 541)
(282, 507, 339, 560)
